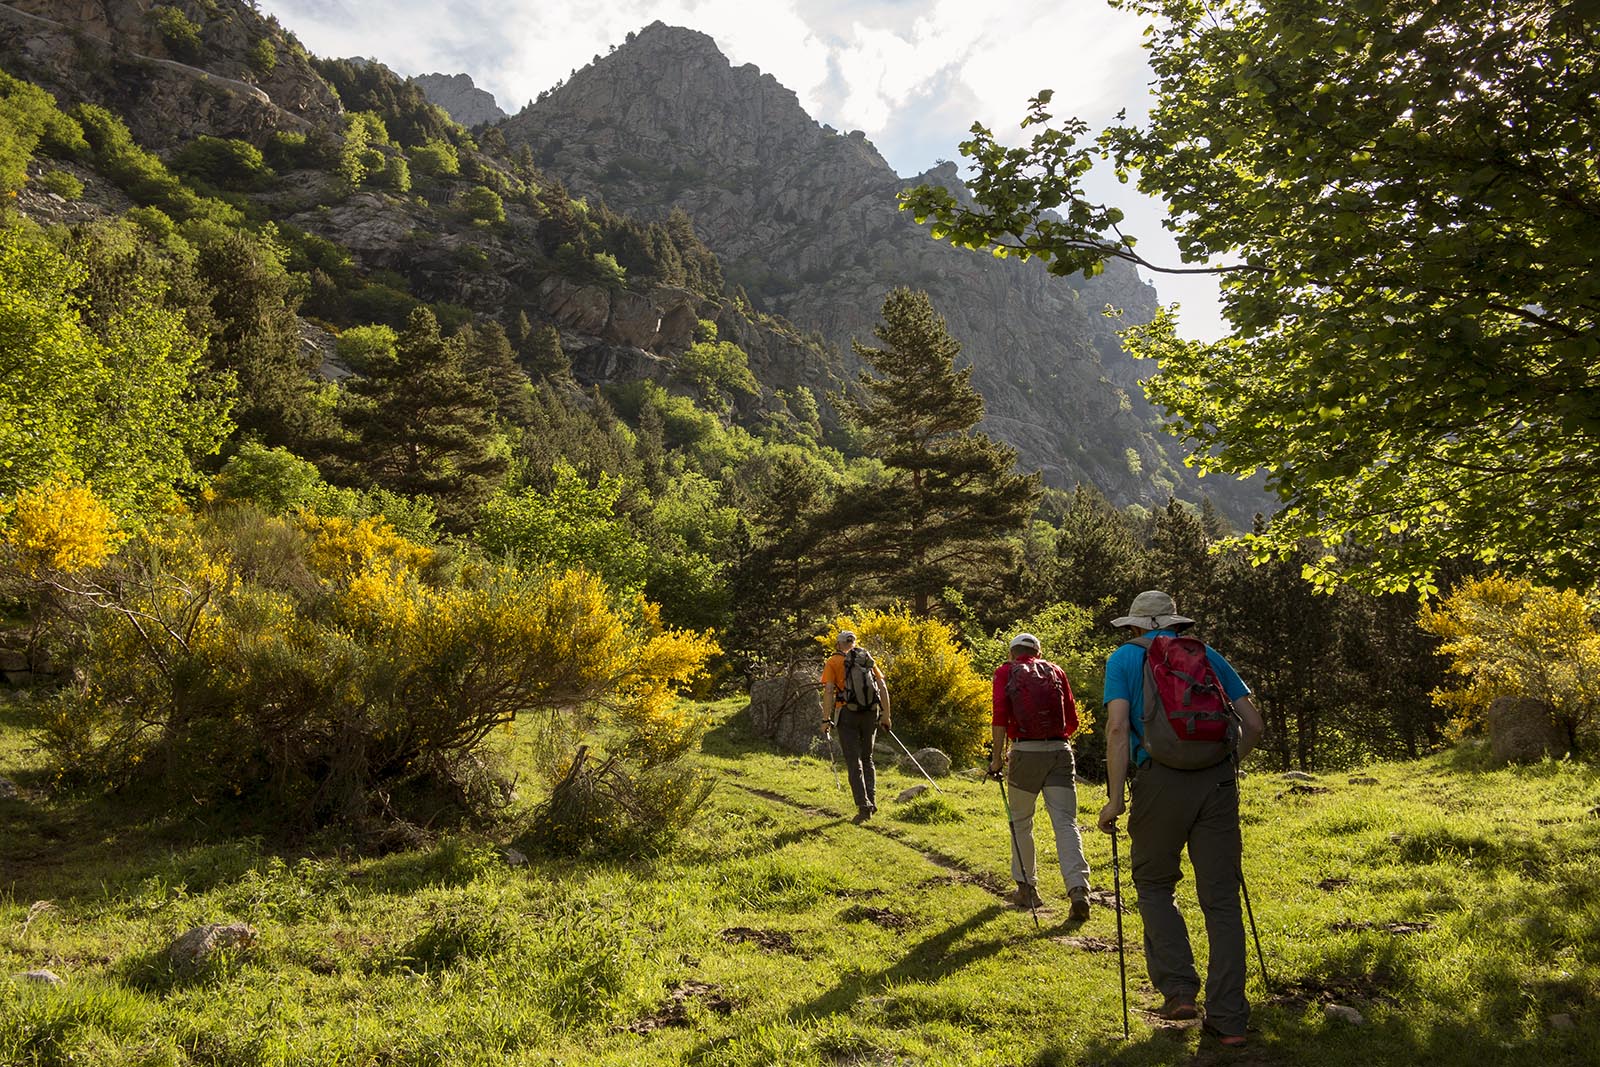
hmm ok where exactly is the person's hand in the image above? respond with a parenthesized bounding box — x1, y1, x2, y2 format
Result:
(1098, 797, 1125, 834)
(987, 752, 1005, 780)
(878, 714, 891, 729)
(819, 719, 833, 737)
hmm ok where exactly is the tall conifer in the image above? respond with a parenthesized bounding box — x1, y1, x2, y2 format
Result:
(828, 288, 1039, 616)
(337, 307, 507, 530)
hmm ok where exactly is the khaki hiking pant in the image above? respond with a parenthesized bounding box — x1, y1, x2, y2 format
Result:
(1128, 758, 1249, 1037)
(1005, 747, 1090, 892)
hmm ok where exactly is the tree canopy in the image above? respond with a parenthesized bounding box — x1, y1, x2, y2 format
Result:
(901, 0, 1600, 591)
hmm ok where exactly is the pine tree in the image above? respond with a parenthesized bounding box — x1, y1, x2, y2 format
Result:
(460, 320, 535, 428)
(336, 307, 507, 530)
(828, 288, 1040, 616)
(521, 323, 570, 384)
(1147, 497, 1217, 623)
(1049, 483, 1146, 622)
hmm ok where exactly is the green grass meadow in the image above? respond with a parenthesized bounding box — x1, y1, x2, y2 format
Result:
(2, 694, 1598, 1065)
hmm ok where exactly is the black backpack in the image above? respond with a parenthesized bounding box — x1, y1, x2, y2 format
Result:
(841, 648, 882, 713)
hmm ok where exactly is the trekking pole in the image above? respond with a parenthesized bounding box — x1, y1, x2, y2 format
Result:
(1230, 749, 1270, 994)
(884, 726, 942, 794)
(989, 750, 1039, 931)
(1111, 825, 1130, 1040)
(1239, 858, 1270, 994)
(817, 726, 841, 792)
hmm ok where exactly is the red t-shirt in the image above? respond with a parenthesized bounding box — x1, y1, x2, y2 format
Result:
(992, 655, 1077, 739)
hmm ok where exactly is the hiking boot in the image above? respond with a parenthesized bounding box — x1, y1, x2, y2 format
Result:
(1068, 885, 1090, 922)
(1014, 882, 1043, 909)
(853, 807, 872, 824)
(1153, 993, 1199, 1021)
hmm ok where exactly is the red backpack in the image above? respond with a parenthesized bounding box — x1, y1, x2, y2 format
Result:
(1130, 635, 1239, 769)
(1004, 659, 1078, 740)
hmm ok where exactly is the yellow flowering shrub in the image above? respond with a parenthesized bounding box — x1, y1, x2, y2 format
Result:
(820, 607, 990, 765)
(37, 504, 720, 830)
(2, 477, 121, 576)
(300, 512, 432, 583)
(1420, 575, 1600, 750)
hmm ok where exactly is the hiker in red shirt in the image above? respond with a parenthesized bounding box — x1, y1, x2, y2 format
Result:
(988, 632, 1091, 920)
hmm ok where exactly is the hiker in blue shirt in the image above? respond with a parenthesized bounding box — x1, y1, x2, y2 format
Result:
(1096, 590, 1265, 1049)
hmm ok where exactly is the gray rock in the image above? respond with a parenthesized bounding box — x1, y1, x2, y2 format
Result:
(1324, 1003, 1364, 1026)
(895, 785, 929, 804)
(899, 748, 951, 778)
(411, 72, 507, 128)
(503, 847, 528, 867)
(167, 923, 256, 974)
(0, 778, 17, 800)
(747, 672, 822, 755)
(1280, 771, 1317, 781)
(1348, 776, 1379, 786)
(1488, 696, 1568, 764)
(16, 969, 63, 987)
(1549, 1013, 1576, 1031)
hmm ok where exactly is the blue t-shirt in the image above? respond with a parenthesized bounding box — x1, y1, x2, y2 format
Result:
(1102, 630, 1251, 767)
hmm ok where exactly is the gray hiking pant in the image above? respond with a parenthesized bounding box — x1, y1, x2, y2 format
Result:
(834, 707, 878, 812)
(1128, 758, 1249, 1037)
(1005, 747, 1090, 892)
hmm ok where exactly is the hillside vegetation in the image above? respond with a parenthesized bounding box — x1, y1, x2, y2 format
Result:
(3, 698, 1597, 1066)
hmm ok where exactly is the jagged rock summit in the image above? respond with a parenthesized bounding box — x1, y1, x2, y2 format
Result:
(412, 72, 506, 128)
(505, 22, 1258, 514)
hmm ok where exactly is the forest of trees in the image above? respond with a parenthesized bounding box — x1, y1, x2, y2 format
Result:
(2, 4, 1595, 854)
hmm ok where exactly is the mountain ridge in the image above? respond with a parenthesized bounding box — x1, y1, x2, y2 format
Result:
(504, 21, 1258, 514)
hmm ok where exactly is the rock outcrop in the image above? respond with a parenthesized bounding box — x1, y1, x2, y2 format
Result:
(504, 22, 1261, 516)
(1487, 696, 1569, 764)
(412, 72, 506, 128)
(746, 672, 821, 755)
(0, 0, 341, 150)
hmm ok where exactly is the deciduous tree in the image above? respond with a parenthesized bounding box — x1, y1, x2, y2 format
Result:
(902, 0, 1600, 592)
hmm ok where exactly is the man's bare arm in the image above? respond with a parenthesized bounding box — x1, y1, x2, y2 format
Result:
(1097, 698, 1132, 832)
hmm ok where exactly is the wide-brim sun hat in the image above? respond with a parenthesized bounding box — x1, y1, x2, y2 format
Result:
(1009, 632, 1041, 652)
(836, 630, 857, 646)
(1110, 590, 1195, 629)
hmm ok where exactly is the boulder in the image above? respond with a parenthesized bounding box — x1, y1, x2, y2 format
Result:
(1280, 771, 1317, 781)
(167, 923, 256, 975)
(1348, 776, 1379, 786)
(0, 778, 17, 800)
(606, 288, 662, 349)
(747, 672, 821, 755)
(503, 847, 528, 867)
(1324, 1003, 1365, 1026)
(899, 747, 952, 778)
(895, 785, 929, 804)
(1549, 1013, 1576, 1031)
(1488, 696, 1568, 764)
(16, 969, 63, 987)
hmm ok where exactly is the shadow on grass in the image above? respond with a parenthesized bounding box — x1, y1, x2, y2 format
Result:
(794, 903, 1011, 1018)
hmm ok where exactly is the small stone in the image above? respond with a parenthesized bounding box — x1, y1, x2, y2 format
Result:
(1324, 1003, 1365, 1026)
(0, 778, 17, 800)
(1348, 776, 1379, 786)
(167, 922, 256, 974)
(895, 785, 929, 804)
(503, 847, 528, 867)
(16, 969, 63, 987)
(1280, 771, 1316, 782)
(1549, 1013, 1576, 1031)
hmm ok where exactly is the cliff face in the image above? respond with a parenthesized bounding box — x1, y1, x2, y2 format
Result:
(0, 0, 341, 148)
(501, 22, 1243, 511)
(412, 72, 506, 128)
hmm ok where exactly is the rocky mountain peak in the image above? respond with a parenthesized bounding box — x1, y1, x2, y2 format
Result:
(503, 25, 1262, 515)
(411, 71, 506, 128)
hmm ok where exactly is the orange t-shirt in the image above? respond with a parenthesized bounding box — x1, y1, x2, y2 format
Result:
(820, 652, 846, 693)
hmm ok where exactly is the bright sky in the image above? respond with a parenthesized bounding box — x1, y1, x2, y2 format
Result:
(258, 0, 1227, 341)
